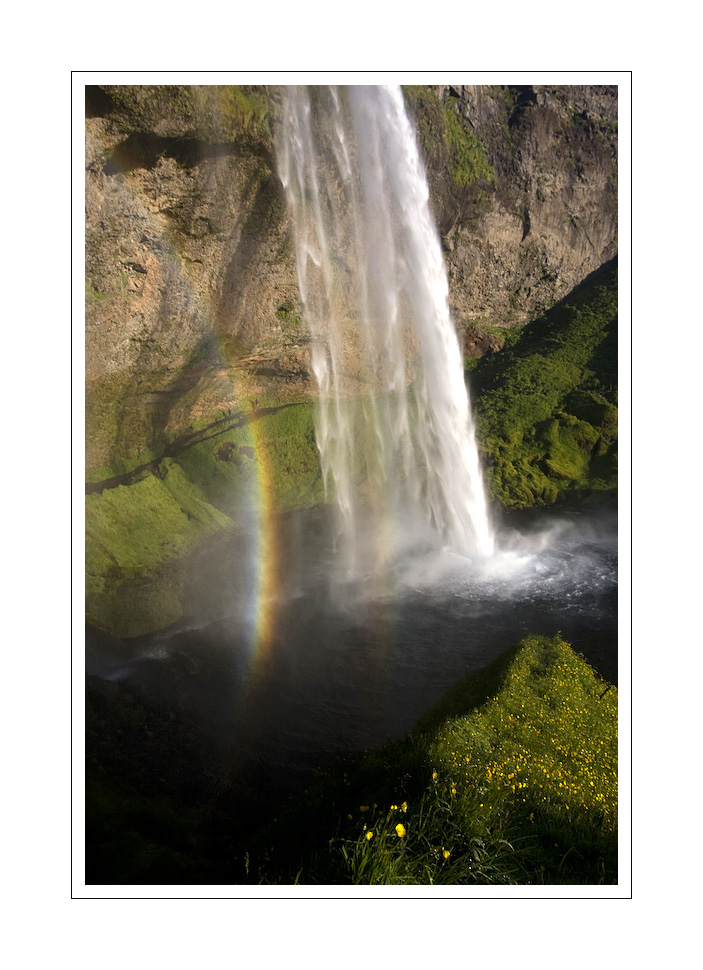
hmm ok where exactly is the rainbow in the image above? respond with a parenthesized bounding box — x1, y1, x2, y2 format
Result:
(86, 92, 286, 686)
(245, 414, 283, 681)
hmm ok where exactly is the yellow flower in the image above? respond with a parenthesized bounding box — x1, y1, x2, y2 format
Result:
(395, 823, 406, 838)
(442, 848, 451, 859)
(390, 804, 398, 810)
(366, 831, 374, 841)
(401, 801, 408, 813)
(432, 770, 438, 782)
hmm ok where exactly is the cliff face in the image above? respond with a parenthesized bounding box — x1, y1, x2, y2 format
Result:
(84, 83, 618, 638)
(85, 85, 309, 471)
(414, 84, 617, 330)
(85, 83, 617, 472)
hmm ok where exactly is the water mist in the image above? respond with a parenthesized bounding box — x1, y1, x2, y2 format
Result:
(278, 85, 494, 576)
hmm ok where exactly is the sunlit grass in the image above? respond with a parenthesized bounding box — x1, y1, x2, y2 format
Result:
(252, 634, 617, 885)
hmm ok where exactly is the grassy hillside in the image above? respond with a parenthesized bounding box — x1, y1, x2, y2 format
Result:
(244, 634, 617, 885)
(470, 258, 618, 508)
(85, 401, 323, 636)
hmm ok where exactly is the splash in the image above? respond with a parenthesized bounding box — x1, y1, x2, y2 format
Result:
(278, 85, 494, 576)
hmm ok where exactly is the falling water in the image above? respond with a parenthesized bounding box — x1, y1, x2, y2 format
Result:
(278, 85, 494, 574)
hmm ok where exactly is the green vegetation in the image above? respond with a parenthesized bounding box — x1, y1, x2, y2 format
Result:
(464, 321, 525, 371)
(403, 87, 495, 189)
(84, 83, 619, 888)
(245, 634, 617, 885)
(86, 464, 229, 585)
(470, 260, 618, 508)
(443, 104, 495, 187)
(85, 255, 618, 636)
(275, 300, 302, 331)
(85, 633, 617, 884)
(474, 322, 525, 351)
(191, 85, 271, 142)
(85, 258, 618, 635)
(85, 280, 110, 304)
(85, 401, 323, 636)
(175, 402, 323, 513)
(85, 464, 231, 634)
(94, 84, 272, 144)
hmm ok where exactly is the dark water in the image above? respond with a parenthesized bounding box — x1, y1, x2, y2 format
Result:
(85, 503, 617, 881)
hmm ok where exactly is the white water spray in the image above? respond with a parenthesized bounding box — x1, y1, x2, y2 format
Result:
(278, 85, 494, 573)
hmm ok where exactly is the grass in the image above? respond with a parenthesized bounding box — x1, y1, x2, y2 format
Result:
(171, 402, 323, 513)
(245, 634, 617, 885)
(85, 463, 231, 634)
(470, 259, 618, 508)
(85, 401, 324, 636)
(443, 103, 495, 187)
(85, 633, 617, 885)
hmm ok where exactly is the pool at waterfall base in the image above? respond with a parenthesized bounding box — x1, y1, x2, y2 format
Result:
(85, 502, 617, 885)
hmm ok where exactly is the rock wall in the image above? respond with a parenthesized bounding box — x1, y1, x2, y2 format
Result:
(416, 84, 617, 331)
(85, 85, 308, 470)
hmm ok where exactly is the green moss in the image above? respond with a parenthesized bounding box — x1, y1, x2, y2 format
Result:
(172, 403, 323, 514)
(403, 86, 494, 189)
(85, 280, 110, 303)
(564, 389, 618, 432)
(191, 85, 271, 142)
(85, 464, 232, 635)
(85, 401, 324, 637)
(94, 84, 272, 144)
(402, 86, 445, 156)
(86, 469, 229, 576)
(256, 405, 324, 508)
(444, 104, 495, 187)
(275, 299, 302, 330)
(471, 260, 618, 508)
(476, 321, 525, 350)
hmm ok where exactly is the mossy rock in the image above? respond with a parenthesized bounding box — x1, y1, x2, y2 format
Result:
(473, 259, 618, 508)
(89, 84, 272, 145)
(86, 573, 184, 639)
(85, 400, 324, 637)
(564, 389, 618, 433)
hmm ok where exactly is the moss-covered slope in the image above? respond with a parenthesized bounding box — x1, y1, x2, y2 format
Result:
(471, 258, 618, 508)
(85, 401, 323, 637)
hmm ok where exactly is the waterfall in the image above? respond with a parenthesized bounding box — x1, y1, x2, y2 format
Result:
(278, 85, 494, 574)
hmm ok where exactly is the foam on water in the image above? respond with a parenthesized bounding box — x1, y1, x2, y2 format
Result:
(387, 511, 618, 616)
